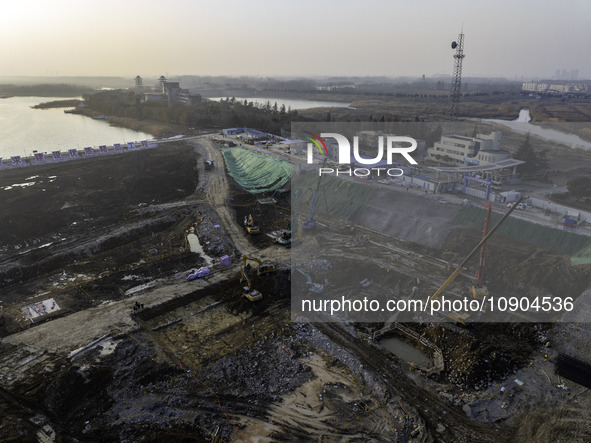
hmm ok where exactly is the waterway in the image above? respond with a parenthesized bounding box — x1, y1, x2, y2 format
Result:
(485, 108, 591, 150)
(0, 96, 153, 159)
(186, 233, 215, 265)
(207, 97, 351, 110)
(380, 336, 431, 368)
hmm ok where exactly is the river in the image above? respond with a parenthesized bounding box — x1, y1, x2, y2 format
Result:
(485, 109, 591, 150)
(0, 96, 153, 159)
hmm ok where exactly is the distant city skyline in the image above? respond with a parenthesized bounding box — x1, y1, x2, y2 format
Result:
(1, 0, 590, 80)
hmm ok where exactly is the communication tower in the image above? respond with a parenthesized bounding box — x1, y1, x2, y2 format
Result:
(446, 29, 465, 124)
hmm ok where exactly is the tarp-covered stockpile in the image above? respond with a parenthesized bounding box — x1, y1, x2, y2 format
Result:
(222, 147, 292, 194)
(294, 172, 377, 222)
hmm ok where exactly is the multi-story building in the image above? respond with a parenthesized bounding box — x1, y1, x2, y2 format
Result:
(427, 131, 510, 166)
(141, 76, 201, 106)
(522, 80, 591, 95)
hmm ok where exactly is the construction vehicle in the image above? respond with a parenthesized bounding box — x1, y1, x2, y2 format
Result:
(428, 196, 525, 324)
(302, 159, 327, 230)
(294, 266, 324, 293)
(240, 265, 262, 302)
(274, 230, 292, 246)
(268, 222, 292, 246)
(242, 255, 276, 276)
(244, 214, 260, 234)
(268, 230, 291, 246)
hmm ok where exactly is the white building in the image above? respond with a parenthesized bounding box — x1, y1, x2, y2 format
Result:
(522, 80, 591, 95)
(427, 131, 510, 166)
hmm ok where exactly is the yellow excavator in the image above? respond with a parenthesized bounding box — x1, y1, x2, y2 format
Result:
(242, 255, 276, 276)
(240, 264, 262, 302)
(244, 214, 260, 234)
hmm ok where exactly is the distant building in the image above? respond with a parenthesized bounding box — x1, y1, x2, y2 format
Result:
(427, 131, 510, 166)
(554, 69, 579, 81)
(144, 93, 168, 103)
(522, 80, 591, 95)
(221, 128, 245, 136)
(140, 75, 201, 107)
(315, 83, 356, 91)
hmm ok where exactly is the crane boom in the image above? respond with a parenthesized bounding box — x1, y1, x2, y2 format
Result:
(476, 203, 492, 288)
(427, 196, 525, 304)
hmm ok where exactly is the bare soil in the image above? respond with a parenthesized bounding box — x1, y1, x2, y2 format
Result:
(2, 135, 591, 442)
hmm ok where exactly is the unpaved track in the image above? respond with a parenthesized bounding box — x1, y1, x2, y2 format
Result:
(316, 322, 508, 442)
(191, 137, 288, 263)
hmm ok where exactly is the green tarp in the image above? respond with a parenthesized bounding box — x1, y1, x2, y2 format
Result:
(453, 206, 591, 265)
(294, 173, 377, 222)
(222, 147, 292, 194)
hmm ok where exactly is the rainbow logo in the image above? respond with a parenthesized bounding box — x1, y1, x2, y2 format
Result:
(304, 132, 328, 155)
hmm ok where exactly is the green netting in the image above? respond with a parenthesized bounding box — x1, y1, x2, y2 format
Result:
(453, 206, 591, 265)
(221, 147, 292, 194)
(571, 243, 591, 266)
(294, 173, 377, 221)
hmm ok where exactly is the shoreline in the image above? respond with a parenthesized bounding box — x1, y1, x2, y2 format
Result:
(0, 139, 158, 171)
(68, 106, 190, 138)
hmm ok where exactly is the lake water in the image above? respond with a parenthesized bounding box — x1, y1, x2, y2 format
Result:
(207, 97, 351, 110)
(0, 96, 153, 159)
(485, 108, 591, 150)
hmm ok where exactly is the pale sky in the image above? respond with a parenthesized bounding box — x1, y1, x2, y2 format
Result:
(1, 0, 589, 79)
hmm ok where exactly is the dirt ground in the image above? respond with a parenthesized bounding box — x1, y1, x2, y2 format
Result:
(2, 134, 591, 442)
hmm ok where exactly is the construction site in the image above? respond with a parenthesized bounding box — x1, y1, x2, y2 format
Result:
(1, 127, 591, 443)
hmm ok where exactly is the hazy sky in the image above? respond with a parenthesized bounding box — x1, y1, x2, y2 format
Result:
(1, 0, 589, 79)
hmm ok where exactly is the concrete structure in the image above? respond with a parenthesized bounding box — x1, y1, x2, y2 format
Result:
(142, 76, 201, 107)
(161, 81, 201, 106)
(427, 131, 525, 193)
(144, 93, 168, 103)
(428, 131, 510, 167)
(221, 128, 245, 136)
(429, 158, 526, 195)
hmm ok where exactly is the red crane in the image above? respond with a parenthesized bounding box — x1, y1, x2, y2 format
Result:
(476, 203, 492, 288)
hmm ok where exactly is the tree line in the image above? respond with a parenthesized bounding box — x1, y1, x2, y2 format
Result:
(82, 90, 299, 134)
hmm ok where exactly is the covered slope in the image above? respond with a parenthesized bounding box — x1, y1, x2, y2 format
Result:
(222, 147, 292, 194)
